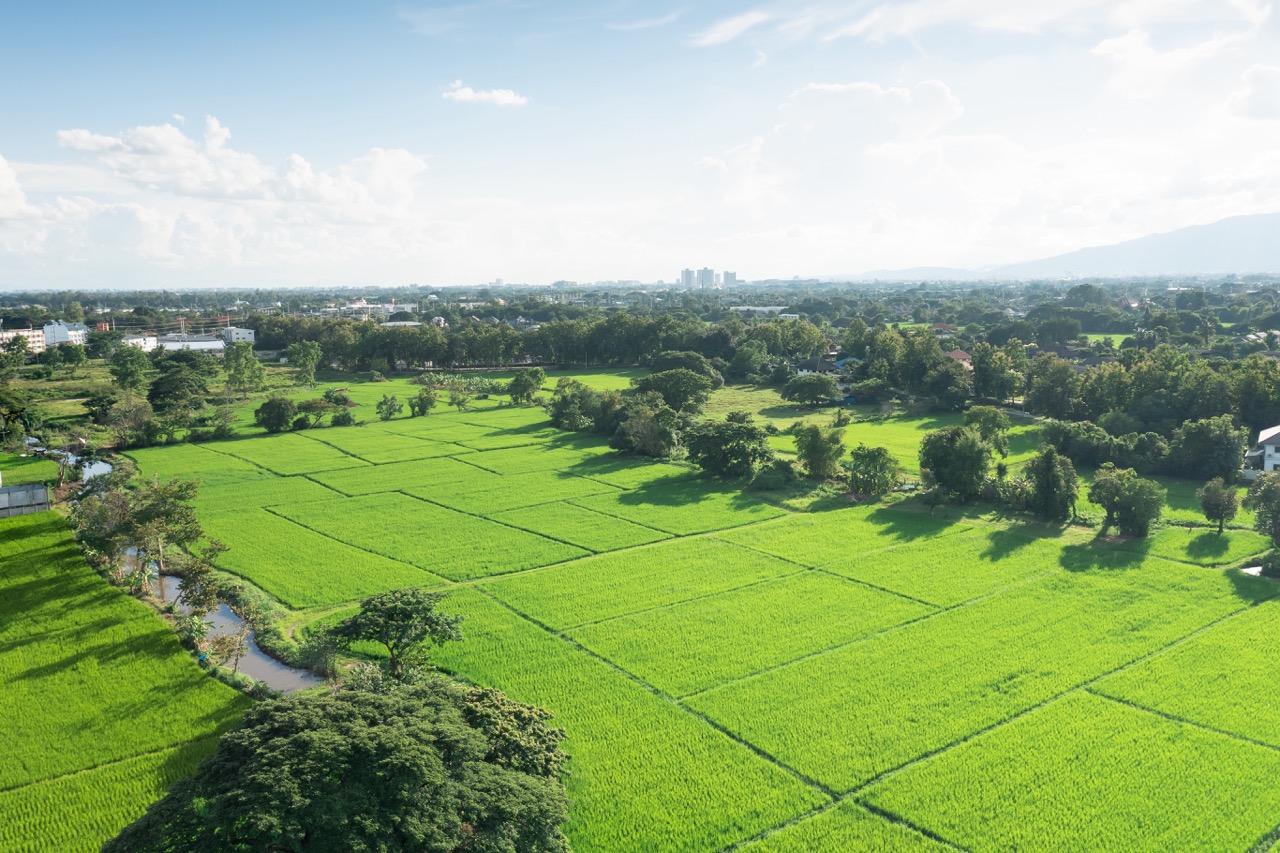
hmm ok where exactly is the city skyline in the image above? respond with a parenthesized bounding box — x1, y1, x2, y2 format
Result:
(2, 1, 1279, 288)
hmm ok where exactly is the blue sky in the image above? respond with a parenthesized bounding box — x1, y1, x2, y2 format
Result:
(2, 0, 1279, 287)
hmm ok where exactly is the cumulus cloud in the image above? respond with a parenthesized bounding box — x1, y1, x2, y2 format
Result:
(0, 155, 36, 221)
(1092, 25, 1260, 97)
(1228, 63, 1280, 118)
(692, 11, 772, 46)
(56, 115, 426, 217)
(441, 80, 529, 106)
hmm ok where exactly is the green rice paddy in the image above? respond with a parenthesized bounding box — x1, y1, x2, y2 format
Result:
(33, 375, 1280, 852)
(0, 513, 248, 851)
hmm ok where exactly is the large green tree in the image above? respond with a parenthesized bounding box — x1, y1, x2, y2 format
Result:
(844, 444, 901, 496)
(109, 345, 152, 394)
(1245, 472, 1280, 548)
(1026, 446, 1078, 521)
(224, 341, 267, 397)
(919, 425, 991, 501)
(508, 367, 546, 405)
(631, 369, 713, 414)
(781, 373, 840, 407)
(1198, 477, 1240, 534)
(794, 424, 845, 480)
(330, 588, 463, 679)
(285, 340, 324, 387)
(685, 412, 773, 477)
(104, 681, 571, 853)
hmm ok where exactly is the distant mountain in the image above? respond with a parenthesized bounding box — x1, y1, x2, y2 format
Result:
(836, 212, 1280, 281)
(993, 212, 1280, 278)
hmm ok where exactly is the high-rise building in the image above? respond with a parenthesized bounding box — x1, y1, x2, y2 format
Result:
(697, 268, 714, 289)
(723, 271, 738, 287)
(680, 269, 695, 288)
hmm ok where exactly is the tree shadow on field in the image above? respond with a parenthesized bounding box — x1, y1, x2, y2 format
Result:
(864, 503, 966, 541)
(1059, 536, 1150, 572)
(980, 526, 1040, 561)
(1185, 530, 1231, 561)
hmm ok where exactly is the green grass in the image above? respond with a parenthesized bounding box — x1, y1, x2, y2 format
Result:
(272, 492, 588, 580)
(432, 588, 827, 853)
(0, 513, 247, 849)
(820, 526, 1076, 607)
(296, 428, 471, 464)
(861, 692, 1280, 852)
(461, 440, 614, 475)
(0, 451, 58, 485)
(1076, 469, 1256, 529)
(570, 570, 935, 696)
(204, 432, 371, 476)
(1110, 526, 1271, 567)
(571, 479, 786, 535)
(403, 470, 620, 515)
(491, 502, 672, 552)
(1093, 598, 1280, 747)
(715, 504, 971, 569)
(482, 537, 806, 629)
(306, 455, 490, 496)
(686, 552, 1274, 792)
(738, 801, 951, 852)
(203, 508, 447, 608)
(0, 738, 218, 853)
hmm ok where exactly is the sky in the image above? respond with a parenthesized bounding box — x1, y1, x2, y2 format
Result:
(2, 0, 1279, 288)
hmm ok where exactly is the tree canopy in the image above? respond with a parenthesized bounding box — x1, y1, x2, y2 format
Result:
(330, 588, 463, 679)
(104, 681, 571, 853)
(919, 425, 991, 502)
(685, 412, 773, 478)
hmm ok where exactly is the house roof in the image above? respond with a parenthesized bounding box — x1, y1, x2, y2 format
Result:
(1259, 425, 1280, 445)
(945, 349, 971, 361)
(795, 357, 839, 372)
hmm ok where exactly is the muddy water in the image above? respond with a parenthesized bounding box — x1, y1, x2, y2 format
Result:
(156, 581, 322, 693)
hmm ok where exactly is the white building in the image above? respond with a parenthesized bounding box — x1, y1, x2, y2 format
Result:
(1243, 425, 1280, 481)
(43, 321, 89, 346)
(680, 269, 695, 288)
(221, 327, 255, 344)
(723, 271, 738, 287)
(0, 327, 46, 354)
(697, 268, 714, 289)
(123, 334, 158, 352)
(155, 334, 225, 353)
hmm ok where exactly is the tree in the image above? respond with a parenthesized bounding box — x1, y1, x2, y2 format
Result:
(781, 373, 840, 407)
(254, 396, 298, 433)
(104, 682, 570, 853)
(376, 394, 404, 421)
(147, 366, 208, 414)
(1166, 415, 1248, 483)
(106, 398, 156, 448)
(224, 341, 266, 397)
(42, 344, 63, 371)
(508, 367, 546, 405)
(649, 350, 724, 387)
(924, 360, 971, 412)
(448, 385, 472, 412)
(1024, 355, 1080, 419)
(1197, 477, 1239, 534)
(919, 426, 991, 501)
(613, 392, 681, 458)
(685, 413, 773, 477)
(964, 405, 1011, 457)
(60, 343, 88, 375)
(794, 424, 845, 480)
(109, 345, 151, 394)
(632, 368, 713, 413)
(844, 444, 901, 496)
(330, 588, 463, 680)
(1025, 446, 1078, 521)
(285, 340, 323, 387)
(1245, 472, 1280, 548)
(407, 387, 437, 417)
(1114, 476, 1166, 537)
(1089, 463, 1165, 535)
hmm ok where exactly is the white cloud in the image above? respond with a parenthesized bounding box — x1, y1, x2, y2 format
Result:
(692, 11, 772, 46)
(441, 80, 529, 106)
(0, 156, 33, 220)
(825, 0, 1270, 41)
(608, 12, 681, 31)
(1092, 25, 1260, 97)
(1228, 63, 1280, 118)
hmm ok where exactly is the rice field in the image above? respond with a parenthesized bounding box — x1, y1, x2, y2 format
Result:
(272, 492, 590, 580)
(0, 513, 248, 851)
(861, 692, 1280, 852)
(101, 369, 1280, 852)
